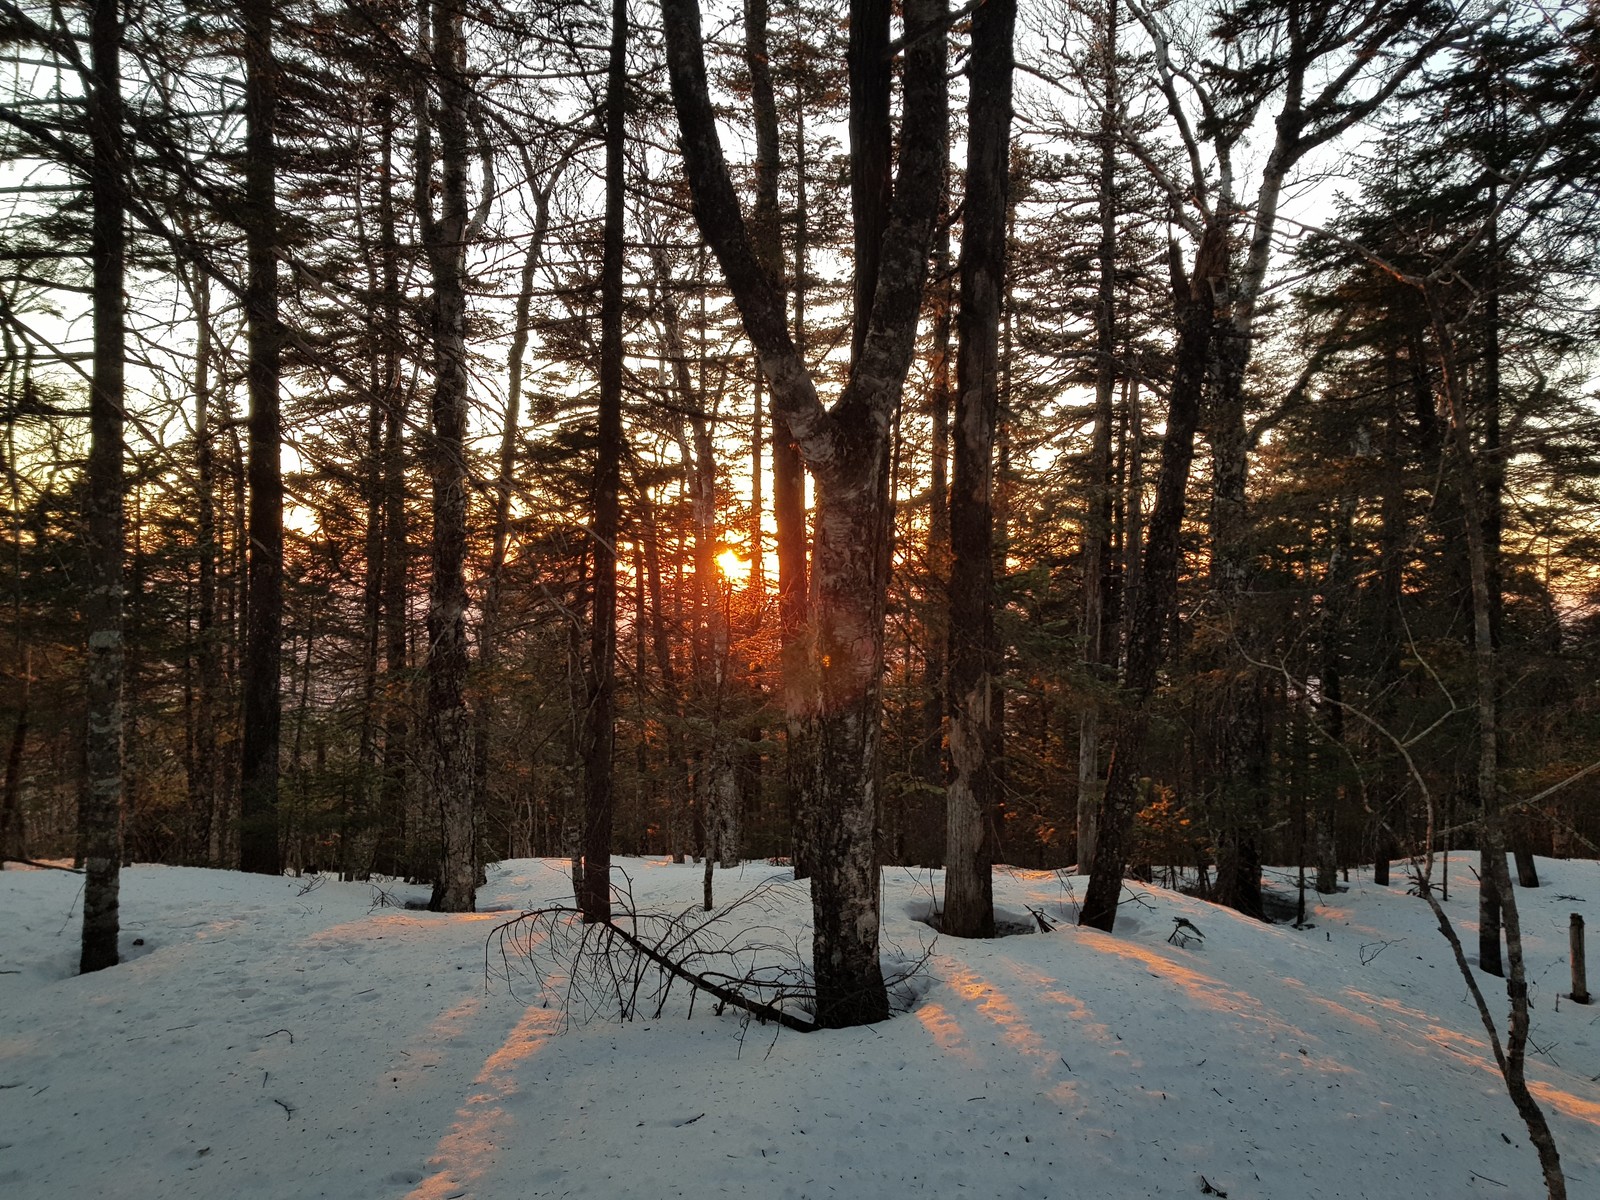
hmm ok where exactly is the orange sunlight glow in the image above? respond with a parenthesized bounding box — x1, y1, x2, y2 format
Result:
(717, 548, 750, 582)
(406, 1004, 561, 1200)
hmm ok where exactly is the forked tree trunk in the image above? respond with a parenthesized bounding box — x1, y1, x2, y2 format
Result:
(80, 0, 126, 972)
(942, 0, 1014, 938)
(663, 0, 948, 1025)
(238, 0, 282, 876)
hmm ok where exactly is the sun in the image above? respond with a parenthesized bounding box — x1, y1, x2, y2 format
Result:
(717, 548, 750, 583)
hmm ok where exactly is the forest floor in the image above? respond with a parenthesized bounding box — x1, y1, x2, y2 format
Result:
(2, 854, 1598, 1200)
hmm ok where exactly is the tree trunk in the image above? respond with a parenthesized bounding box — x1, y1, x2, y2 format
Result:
(663, 0, 948, 1025)
(777, 54, 811, 879)
(238, 0, 282, 876)
(579, 0, 627, 922)
(942, 0, 1014, 939)
(919, 216, 951, 803)
(1080, 225, 1224, 933)
(415, 0, 480, 912)
(744, 0, 779, 602)
(1428, 281, 1566, 1199)
(80, 0, 126, 972)
(377, 103, 409, 880)
(1315, 497, 1355, 894)
(1, 645, 27, 864)
(190, 275, 221, 867)
(1077, 0, 1118, 876)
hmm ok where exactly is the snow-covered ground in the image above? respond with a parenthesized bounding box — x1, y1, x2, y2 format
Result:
(2, 855, 1597, 1200)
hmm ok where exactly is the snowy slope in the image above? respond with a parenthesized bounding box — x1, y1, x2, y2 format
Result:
(2, 855, 1597, 1200)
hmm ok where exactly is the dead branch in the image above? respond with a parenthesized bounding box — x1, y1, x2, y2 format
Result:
(488, 880, 825, 1034)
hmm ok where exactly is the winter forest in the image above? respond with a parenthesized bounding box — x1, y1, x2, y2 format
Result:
(3, 0, 1600, 1196)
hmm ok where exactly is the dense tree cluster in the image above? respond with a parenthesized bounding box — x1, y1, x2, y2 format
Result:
(2, 0, 1598, 1042)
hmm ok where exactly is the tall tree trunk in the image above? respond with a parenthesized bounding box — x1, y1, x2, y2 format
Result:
(777, 50, 811, 879)
(80, 0, 126, 972)
(415, 0, 481, 912)
(377, 99, 410, 880)
(1315, 496, 1355, 893)
(1373, 357, 1406, 886)
(579, 0, 627, 922)
(1077, 0, 1118, 876)
(918, 215, 951, 802)
(1428, 282, 1566, 1200)
(744, 0, 779, 601)
(191, 275, 221, 867)
(238, 0, 282, 876)
(846, 0, 890, 362)
(941, 0, 1014, 938)
(1080, 225, 1224, 933)
(350, 155, 387, 880)
(663, 0, 948, 1025)
(1122, 377, 1143, 670)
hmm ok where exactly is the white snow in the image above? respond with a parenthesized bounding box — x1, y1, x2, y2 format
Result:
(2, 855, 1598, 1199)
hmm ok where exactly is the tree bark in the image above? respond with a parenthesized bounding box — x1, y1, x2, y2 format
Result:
(190, 274, 221, 867)
(579, 0, 628, 923)
(918, 215, 951, 802)
(377, 99, 410, 880)
(942, 0, 1014, 939)
(80, 0, 125, 972)
(1077, 0, 1118, 876)
(1, 645, 27, 864)
(238, 0, 282, 876)
(776, 49, 811, 879)
(663, 0, 948, 1025)
(1315, 496, 1355, 894)
(415, 0, 480, 912)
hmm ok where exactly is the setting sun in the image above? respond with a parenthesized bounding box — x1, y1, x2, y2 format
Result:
(717, 549, 750, 583)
